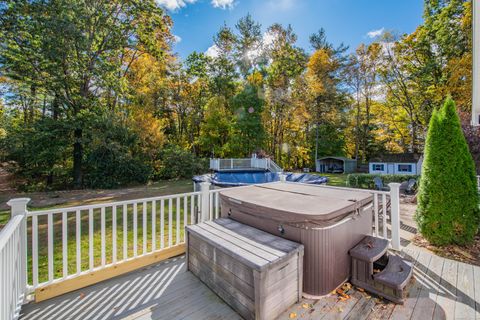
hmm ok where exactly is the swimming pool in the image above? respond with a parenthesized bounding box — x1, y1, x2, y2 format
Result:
(192, 171, 328, 189)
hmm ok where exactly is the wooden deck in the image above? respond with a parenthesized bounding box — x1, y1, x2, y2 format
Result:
(20, 248, 480, 320)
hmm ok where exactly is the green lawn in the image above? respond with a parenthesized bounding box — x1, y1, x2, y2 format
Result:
(318, 173, 349, 187)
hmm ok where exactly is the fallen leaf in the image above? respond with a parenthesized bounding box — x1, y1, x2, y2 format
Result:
(338, 307, 343, 313)
(302, 303, 310, 309)
(336, 289, 349, 299)
(357, 287, 365, 292)
(309, 309, 315, 314)
(289, 312, 297, 319)
(79, 292, 86, 299)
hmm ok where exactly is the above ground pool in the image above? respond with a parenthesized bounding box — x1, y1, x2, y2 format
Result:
(192, 171, 328, 188)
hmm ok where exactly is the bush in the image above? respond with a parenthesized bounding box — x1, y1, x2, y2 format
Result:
(346, 173, 420, 189)
(415, 98, 479, 245)
(84, 145, 151, 189)
(157, 146, 208, 180)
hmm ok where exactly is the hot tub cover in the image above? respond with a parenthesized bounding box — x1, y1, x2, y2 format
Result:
(219, 182, 373, 226)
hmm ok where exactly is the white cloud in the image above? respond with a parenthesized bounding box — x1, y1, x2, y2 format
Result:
(156, 0, 196, 11)
(366, 27, 384, 39)
(173, 35, 182, 43)
(211, 0, 235, 9)
(205, 45, 220, 58)
(267, 0, 294, 11)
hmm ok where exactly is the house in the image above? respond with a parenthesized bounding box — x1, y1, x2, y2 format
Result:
(369, 153, 423, 175)
(316, 156, 357, 174)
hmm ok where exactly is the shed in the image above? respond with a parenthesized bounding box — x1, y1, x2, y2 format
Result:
(369, 153, 423, 175)
(316, 157, 357, 174)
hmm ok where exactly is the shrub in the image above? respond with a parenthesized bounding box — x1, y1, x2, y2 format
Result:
(84, 145, 152, 189)
(157, 146, 208, 180)
(415, 98, 479, 245)
(346, 173, 419, 189)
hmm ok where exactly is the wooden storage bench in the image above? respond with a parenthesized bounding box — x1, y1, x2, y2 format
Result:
(186, 218, 304, 320)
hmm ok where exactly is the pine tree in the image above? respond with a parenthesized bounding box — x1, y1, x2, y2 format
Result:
(416, 97, 479, 245)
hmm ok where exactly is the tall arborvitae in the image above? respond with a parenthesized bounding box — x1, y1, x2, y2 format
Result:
(416, 97, 479, 245)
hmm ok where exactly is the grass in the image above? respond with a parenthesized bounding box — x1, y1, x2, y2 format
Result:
(0, 179, 195, 285)
(318, 173, 349, 187)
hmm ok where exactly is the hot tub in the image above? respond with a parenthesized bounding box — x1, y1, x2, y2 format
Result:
(219, 182, 373, 298)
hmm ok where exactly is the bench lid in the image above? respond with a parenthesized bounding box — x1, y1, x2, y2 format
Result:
(187, 218, 303, 271)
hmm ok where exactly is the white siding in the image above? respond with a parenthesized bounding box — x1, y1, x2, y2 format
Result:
(369, 162, 419, 175)
(369, 163, 387, 174)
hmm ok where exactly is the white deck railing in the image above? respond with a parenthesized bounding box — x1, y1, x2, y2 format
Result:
(1, 199, 29, 320)
(1, 181, 399, 319)
(209, 158, 283, 172)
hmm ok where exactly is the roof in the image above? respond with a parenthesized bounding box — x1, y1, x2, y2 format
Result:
(370, 153, 422, 163)
(317, 156, 357, 162)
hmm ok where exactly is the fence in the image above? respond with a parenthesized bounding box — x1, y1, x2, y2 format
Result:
(209, 158, 283, 172)
(0, 181, 400, 319)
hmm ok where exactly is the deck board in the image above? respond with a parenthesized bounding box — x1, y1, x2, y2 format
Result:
(20, 248, 480, 320)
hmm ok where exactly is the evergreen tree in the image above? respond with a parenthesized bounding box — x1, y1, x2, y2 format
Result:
(416, 97, 479, 245)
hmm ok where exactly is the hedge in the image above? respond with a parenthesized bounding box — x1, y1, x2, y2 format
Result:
(346, 173, 420, 190)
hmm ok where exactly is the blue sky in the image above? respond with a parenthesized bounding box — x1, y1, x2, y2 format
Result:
(160, 0, 424, 59)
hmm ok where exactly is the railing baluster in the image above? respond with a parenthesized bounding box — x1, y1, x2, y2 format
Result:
(168, 198, 172, 247)
(89, 208, 94, 270)
(215, 192, 219, 218)
(133, 203, 138, 257)
(123, 204, 127, 260)
(183, 196, 187, 242)
(152, 200, 156, 252)
(101, 207, 106, 267)
(209, 192, 213, 221)
(112, 206, 117, 264)
(62, 211, 68, 278)
(382, 193, 387, 238)
(190, 194, 194, 225)
(47, 213, 53, 283)
(176, 197, 180, 245)
(143, 202, 147, 254)
(32, 215, 38, 287)
(160, 199, 165, 249)
(76, 210, 81, 275)
(373, 194, 379, 237)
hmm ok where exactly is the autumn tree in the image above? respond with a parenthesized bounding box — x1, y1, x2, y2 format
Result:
(0, 0, 172, 187)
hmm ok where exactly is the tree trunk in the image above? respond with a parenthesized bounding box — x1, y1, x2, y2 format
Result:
(73, 128, 83, 188)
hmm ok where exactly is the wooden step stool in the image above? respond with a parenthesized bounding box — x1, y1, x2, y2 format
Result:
(186, 218, 304, 320)
(349, 235, 413, 304)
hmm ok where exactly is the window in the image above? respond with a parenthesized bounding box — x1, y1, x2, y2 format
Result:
(372, 164, 384, 171)
(398, 164, 412, 172)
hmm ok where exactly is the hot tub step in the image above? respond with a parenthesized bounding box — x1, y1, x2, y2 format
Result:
(373, 255, 413, 290)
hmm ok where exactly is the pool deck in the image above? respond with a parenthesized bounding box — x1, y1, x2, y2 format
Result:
(20, 248, 480, 320)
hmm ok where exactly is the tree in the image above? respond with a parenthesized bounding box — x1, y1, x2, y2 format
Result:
(415, 97, 479, 245)
(231, 85, 265, 156)
(0, 0, 172, 187)
(198, 96, 232, 157)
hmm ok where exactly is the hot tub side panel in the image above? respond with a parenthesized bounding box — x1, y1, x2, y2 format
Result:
(299, 206, 372, 296)
(220, 197, 373, 297)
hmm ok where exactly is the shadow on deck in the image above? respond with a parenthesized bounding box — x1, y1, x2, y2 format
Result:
(20, 249, 480, 320)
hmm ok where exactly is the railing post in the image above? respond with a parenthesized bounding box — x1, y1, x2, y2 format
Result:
(7, 198, 30, 296)
(388, 183, 401, 250)
(200, 182, 211, 222)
